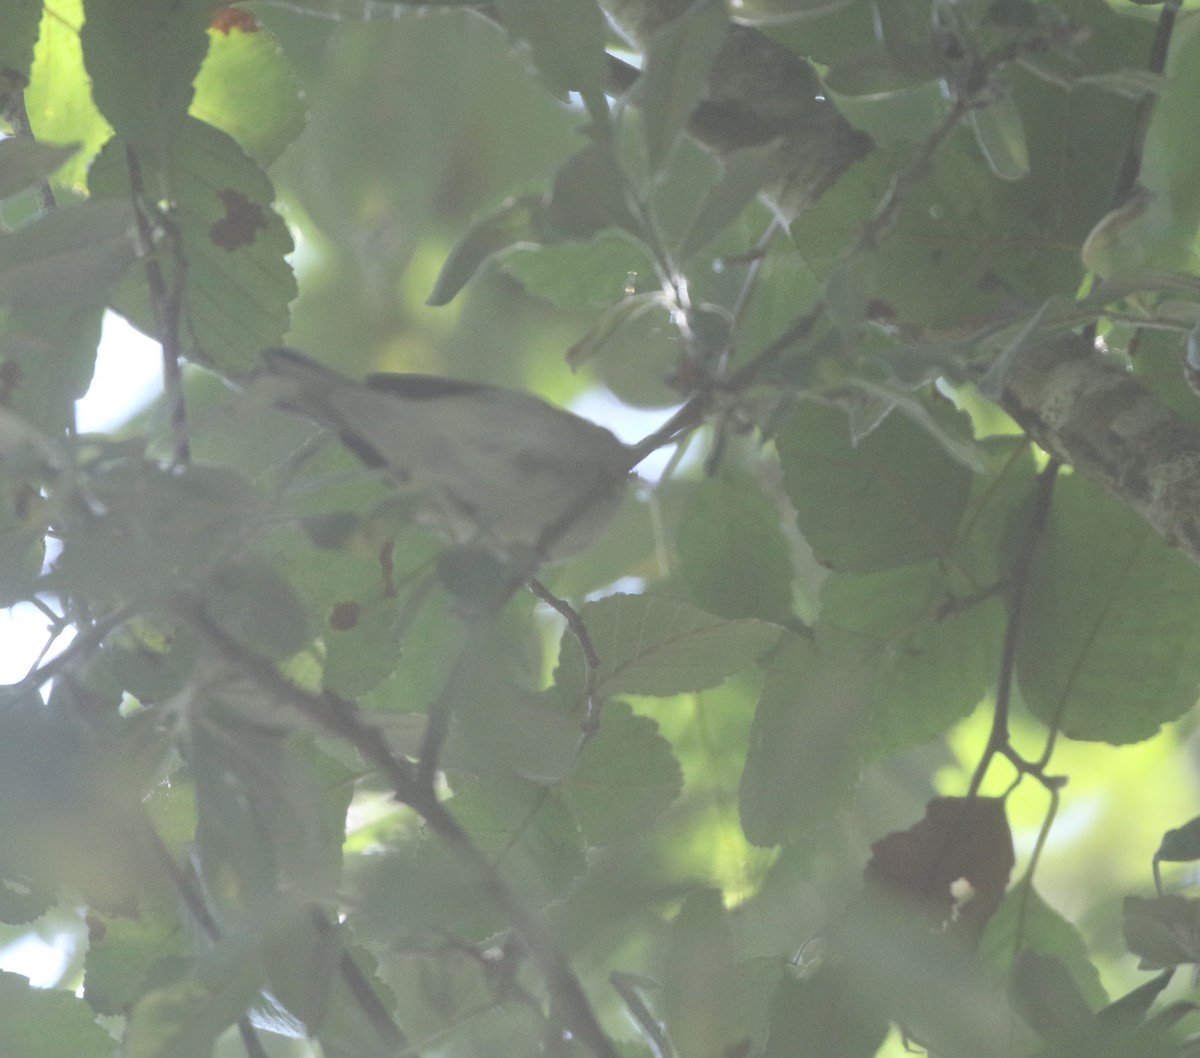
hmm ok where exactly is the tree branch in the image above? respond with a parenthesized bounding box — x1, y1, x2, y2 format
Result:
(605, 0, 1200, 570)
(998, 336, 1200, 565)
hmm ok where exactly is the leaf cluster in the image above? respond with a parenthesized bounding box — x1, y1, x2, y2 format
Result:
(5, 1, 1200, 1057)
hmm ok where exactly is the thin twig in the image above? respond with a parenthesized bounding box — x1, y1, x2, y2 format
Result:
(848, 93, 973, 259)
(416, 617, 487, 794)
(1112, 0, 1180, 209)
(528, 577, 603, 733)
(138, 797, 272, 1058)
(967, 459, 1060, 797)
(126, 147, 190, 467)
(177, 596, 621, 1058)
(10, 604, 138, 694)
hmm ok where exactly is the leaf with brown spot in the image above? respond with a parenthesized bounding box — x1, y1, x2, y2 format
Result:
(328, 601, 361, 632)
(864, 796, 1014, 946)
(211, 8, 258, 34)
(209, 188, 268, 251)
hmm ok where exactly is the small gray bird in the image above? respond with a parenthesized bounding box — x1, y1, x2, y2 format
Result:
(257, 348, 631, 560)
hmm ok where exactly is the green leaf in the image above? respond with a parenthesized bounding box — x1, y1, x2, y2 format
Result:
(191, 14, 306, 168)
(544, 140, 643, 242)
(24, 1, 112, 191)
(258, 903, 343, 1034)
(1082, 12, 1200, 276)
(556, 593, 781, 701)
(1122, 894, 1200, 969)
(790, 145, 902, 272)
(353, 838, 502, 945)
(873, 0, 940, 81)
(968, 85, 1030, 182)
(84, 904, 192, 1017)
(0, 0, 43, 90)
(0, 197, 136, 307)
(662, 889, 750, 1058)
(0, 970, 112, 1058)
(763, 967, 889, 1058)
(980, 881, 1109, 1012)
(776, 399, 973, 572)
(448, 779, 587, 907)
(89, 117, 295, 370)
(307, 934, 402, 1058)
(632, 0, 729, 174)
(502, 233, 657, 309)
(428, 194, 544, 306)
(52, 461, 262, 604)
(819, 564, 1002, 754)
(355, 780, 585, 944)
(124, 931, 267, 1058)
(676, 471, 794, 622)
(0, 139, 79, 202)
(561, 701, 683, 845)
(678, 140, 780, 259)
(1018, 473, 1200, 743)
(0, 690, 158, 915)
(500, 0, 609, 119)
(1006, 951, 1095, 1046)
(200, 557, 313, 662)
(565, 292, 663, 368)
(438, 620, 582, 782)
(1156, 816, 1200, 864)
(80, 0, 214, 169)
(739, 629, 872, 847)
(189, 719, 348, 909)
(359, 583, 466, 710)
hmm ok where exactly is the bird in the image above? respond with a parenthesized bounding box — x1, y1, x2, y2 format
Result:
(256, 347, 632, 562)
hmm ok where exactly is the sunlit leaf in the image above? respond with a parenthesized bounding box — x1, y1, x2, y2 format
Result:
(192, 13, 306, 167)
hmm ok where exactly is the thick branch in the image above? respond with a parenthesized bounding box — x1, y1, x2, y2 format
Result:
(999, 336, 1200, 564)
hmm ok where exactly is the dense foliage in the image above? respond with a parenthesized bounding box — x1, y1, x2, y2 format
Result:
(5, 0, 1200, 1055)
